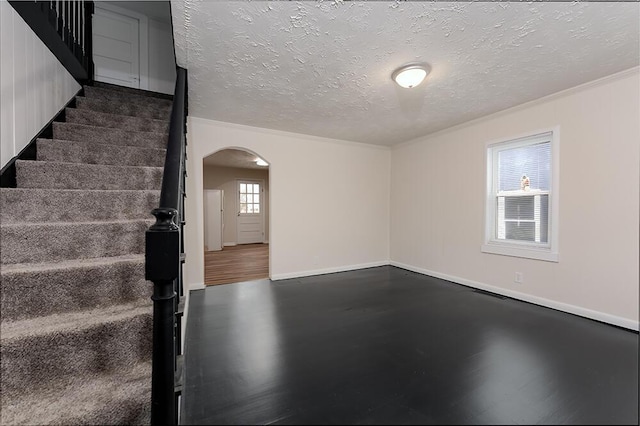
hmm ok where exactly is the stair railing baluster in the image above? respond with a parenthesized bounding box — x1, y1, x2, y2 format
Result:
(9, 1, 93, 83)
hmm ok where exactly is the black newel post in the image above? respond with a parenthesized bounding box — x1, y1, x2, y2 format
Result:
(146, 207, 179, 425)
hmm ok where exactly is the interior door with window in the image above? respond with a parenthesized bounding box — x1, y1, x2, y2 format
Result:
(92, 7, 140, 88)
(237, 180, 264, 244)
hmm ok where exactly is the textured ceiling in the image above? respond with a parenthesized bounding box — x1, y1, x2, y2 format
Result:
(172, 1, 639, 146)
(203, 148, 269, 170)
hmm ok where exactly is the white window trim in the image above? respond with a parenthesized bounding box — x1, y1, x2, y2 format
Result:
(482, 126, 560, 262)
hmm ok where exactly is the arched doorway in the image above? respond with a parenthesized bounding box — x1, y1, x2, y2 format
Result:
(201, 148, 270, 286)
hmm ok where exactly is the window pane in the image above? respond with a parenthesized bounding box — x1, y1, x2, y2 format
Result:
(247, 204, 254, 213)
(240, 203, 247, 213)
(254, 204, 260, 213)
(505, 222, 536, 242)
(247, 194, 253, 203)
(254, 194, 259, 204)
(240, 183, 246, 193)
(240, 194, 246, 203)
(505, 196, 534, 220)
(253, 184, 260, 194)
(497, 194, 549, 243)
(498, 141, 551, 191)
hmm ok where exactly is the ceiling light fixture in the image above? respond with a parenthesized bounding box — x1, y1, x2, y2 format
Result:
(392, 63, 431, 89)
(256, 158, 268, 167)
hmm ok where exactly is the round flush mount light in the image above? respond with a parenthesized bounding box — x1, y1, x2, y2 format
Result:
(255, 158, 268, 167)
(392, 63, 431, 89)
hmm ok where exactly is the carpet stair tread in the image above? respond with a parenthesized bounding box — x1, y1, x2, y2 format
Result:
(37, 137, 166, 167)
(15, 160, 163, 190)
(65, 108, 169, 133)
(94, 81, 173, 99)
(1, 188, 159, 223)
(1, 254, 149, 321)
(76, 96, 171, 120)
(1, 253, 145, 274)
(52, 121, 168, 149)
(84, 85, 172, 105)
(1, 300, 150, 344)
(1, 360, 151, 426)
(1, 303, 152, 401)
(0, 219, 152, 264)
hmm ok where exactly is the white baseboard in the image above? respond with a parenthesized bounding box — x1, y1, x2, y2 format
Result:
(223, 242, 237, 247)
(390, 261, 639, 332)
(271, 261, 388, 281)
(189, 282, 206, 291)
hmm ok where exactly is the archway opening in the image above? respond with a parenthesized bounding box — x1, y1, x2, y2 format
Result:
(202, 148, 270, 286)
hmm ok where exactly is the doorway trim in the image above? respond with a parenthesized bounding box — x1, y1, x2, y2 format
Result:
(93, 2, 149, 90)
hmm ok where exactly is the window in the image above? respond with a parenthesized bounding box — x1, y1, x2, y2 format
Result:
(239, 182, 260, 214)
(482, 128, 559, 262)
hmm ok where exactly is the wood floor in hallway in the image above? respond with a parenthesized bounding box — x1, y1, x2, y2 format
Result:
(204, 243, 269, 286)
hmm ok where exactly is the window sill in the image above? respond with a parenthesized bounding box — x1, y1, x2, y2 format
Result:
(481, 243, 559, 262)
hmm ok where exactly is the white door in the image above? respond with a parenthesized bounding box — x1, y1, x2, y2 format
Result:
(92, 7, 140, 88)
(204, 190, 224, 251)
(237, 180, 264, 244)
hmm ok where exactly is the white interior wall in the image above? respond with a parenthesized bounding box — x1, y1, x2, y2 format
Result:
(390, 69, 639, 330)
(0, 1, 81, 169)
(147, 17, 176, 94)
(203, 165, 270, 245)
(185, 118, 391, 289)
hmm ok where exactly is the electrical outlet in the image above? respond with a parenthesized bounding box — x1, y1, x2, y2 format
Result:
(514, 272, 524, 284)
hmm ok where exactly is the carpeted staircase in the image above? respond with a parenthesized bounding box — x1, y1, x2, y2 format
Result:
(1, 82, 172, 425)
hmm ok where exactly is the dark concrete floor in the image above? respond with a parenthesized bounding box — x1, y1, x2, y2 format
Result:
(181, 266, 639, 425)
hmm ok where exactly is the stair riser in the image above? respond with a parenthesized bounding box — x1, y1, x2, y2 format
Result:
(52, 122, 167, 150)
(76, 97, 171, 121)
(85, 84, 172, 106)
(66, 108, 169, 133)
(1, 260, 150, 321)
(1, 221, 150, 264)
(1, 313, 152, 400)
(1, 189, 159, 224)
(16, 161, 163, 190)
(37, 139, 166, 167)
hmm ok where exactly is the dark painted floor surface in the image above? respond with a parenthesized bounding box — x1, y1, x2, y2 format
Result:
(181, 266, 639, 425)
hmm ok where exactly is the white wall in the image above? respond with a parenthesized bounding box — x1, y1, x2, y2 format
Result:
(147, 17, 176, 94)
(203, 165, 270, 245)
(390, 68, 639, 330)
(1, 0, 81, 169)
(185, 117, 391, 288)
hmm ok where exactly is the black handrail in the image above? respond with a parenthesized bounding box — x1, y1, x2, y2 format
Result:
(9, 0, 94, 83)
(160, 68, 187, 209)
(145, 66, 188, 426)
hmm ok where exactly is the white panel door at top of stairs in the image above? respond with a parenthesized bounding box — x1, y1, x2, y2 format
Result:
(93, 6, 140, 89)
